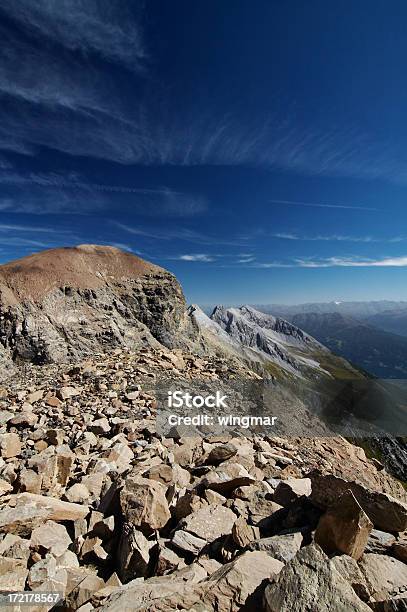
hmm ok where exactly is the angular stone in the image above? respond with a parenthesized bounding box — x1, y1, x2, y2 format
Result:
(365, 529, 396, 554)
(90, 514, 115, 540)
(0, 533, 30, 562)
(46, 395, 62, 407)
(0, 432, 21, 458)
(57, 386, 81, 401)
(203, 550, 284, 612)
(178, 503, 236, 543)
(392, 540, 407, 563)
(155, 543, 185, 575)
(359, 553, 407, 603)
(80, 535, 107, 563)
(171, 529, 207, 554)
(106, 573, 122, 588)
(273, 478, 312, 506)
(0, 557, 28, 591)
(0, 478, 12, 496)
(27, 390, 44, 404)
(9, 411, 38, 427)
(206, 443, 237, 465)
(101, 550, 283, 611)
(315, 490, 373, 560)
(248, 532, 303, 563)
(198, 463, 255, 496)
(18, 469, 42, 494)
(205, 489, 227, 505)
(28, 554, 67, 592)
(29, 448, 73, 491)
(232, 516, 260, 547)
(309, 471, 407, 532)
(104, 443, 133, 472)
(0, 493, 89, 534)
(248, 494, 283, 526)
(56, 550, 80, 569)
(90, 417, 110, 434)
(65, 482, 91, 504)
(330, 555, 370, 602)
(263, 544, 371, 611)
(31, 520, 72, 556)
(143, 463, 173, 485)
(118, 524, 153, 582)
(124, 389, 139, 403)
(65, 572, 105, 609)
(100, 575, 195, 611)
(120, 476, 170, 531)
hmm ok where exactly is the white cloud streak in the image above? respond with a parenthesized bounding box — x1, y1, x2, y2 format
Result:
(0, 223, 69, 233)
(271, 232, 403, 243)
(254, 256, 407, 268)
(178, 254, 215, 262)
(269, 199, 378, 211)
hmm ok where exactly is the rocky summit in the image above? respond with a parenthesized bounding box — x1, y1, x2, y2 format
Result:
(0, 245, 195, 369)
(0, 245, 406, 611)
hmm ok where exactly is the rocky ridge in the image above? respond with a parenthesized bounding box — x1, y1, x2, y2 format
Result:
(194, 304, 363, 380)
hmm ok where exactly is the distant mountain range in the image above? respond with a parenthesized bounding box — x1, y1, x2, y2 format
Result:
(189, 304, 362, 381)
(365, 310, 407, 338)
(285, 312, 407, 379)
(255, 300, 407, 320)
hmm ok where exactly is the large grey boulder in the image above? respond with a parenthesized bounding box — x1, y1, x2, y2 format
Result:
(263, 544, 371, 611)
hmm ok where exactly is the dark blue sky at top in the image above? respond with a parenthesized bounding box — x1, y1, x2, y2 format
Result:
(0, 1, 407, 304)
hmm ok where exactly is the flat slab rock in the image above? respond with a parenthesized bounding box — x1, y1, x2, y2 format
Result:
(177, 503, 237, 542)
(247, 532, 303, 563)
(0, 493, 88, 536)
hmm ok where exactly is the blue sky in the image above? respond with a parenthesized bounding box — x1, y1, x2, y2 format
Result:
(0, 1, 407, 305)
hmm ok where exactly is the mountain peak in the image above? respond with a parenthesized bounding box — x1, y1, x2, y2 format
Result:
(0, 244, 162, 303)
(0, 245, 191, 365)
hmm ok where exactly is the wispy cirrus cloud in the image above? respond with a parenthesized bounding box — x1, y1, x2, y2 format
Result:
(0, 223, 70, 233)
(1, 2, 407, 187)
(0, 237, 59, 249)
(254, 255, 407, 268)
(0, 167, 207, 216)
(0, 1, 146, 71)
(271, 232, 404, 243)
(297, 256, 407, 268)
(116, 222, 247, 247)
(269, 199, 378, 211)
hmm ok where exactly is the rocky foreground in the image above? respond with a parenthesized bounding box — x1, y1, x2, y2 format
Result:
(0, 346, 407, 611)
